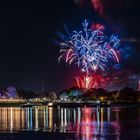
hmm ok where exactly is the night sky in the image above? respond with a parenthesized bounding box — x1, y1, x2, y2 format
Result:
(0, 0, 140, 92)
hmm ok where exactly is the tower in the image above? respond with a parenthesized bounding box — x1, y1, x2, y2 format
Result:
(41, 80, 44, 98)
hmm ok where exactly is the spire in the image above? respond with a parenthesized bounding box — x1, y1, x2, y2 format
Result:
(42, 80, 44, 98)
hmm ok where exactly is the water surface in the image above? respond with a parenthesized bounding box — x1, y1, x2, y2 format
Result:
(0, 106, 140, 140)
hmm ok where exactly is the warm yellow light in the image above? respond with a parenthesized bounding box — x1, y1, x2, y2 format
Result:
(100, 97, 104, 100)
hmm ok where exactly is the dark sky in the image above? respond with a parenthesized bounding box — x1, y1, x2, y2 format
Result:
(0, 0, 140, 92)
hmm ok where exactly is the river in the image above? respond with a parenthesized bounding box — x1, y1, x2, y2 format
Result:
(0, 106, 140, 140)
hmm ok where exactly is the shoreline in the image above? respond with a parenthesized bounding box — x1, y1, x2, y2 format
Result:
(0, 101, 140, 107)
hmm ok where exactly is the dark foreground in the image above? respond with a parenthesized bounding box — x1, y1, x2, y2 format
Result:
(0, 130, 140, 140)
(0, 132, 76, 140)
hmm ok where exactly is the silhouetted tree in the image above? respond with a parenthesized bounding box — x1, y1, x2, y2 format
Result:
(17, 88, 37, 99)
(119, 87, 138, 101)
(48, 92, 57, 100)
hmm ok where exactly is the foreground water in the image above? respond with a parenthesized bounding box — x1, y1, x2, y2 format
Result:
(0, 106, 140, 140)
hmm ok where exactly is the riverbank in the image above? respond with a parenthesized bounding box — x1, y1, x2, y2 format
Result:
(0, 101, 140, 107)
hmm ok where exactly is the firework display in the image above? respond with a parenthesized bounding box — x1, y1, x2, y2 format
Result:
(75, 74, 109, 89)
(75, 75, 96, 89)
(57, 20, 127, 89)
(58, 20, 120, 75)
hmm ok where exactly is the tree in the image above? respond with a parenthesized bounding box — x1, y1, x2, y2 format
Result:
(93, 88, 107, 99)
(5, 86, 18, 99)
(48, 92, 57, 100)
(17, 88, 37, 99)
(119, 87, 138, 101)
(68, 88, 83, 100)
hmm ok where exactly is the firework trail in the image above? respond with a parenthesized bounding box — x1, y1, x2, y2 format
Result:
(75, 74, 110, 89)
(58, 20, 120, 75)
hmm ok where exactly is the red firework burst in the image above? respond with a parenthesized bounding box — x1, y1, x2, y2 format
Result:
(75, 74, 109, 89)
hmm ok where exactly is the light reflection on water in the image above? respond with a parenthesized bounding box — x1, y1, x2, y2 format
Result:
(0, 106, 140, 140)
